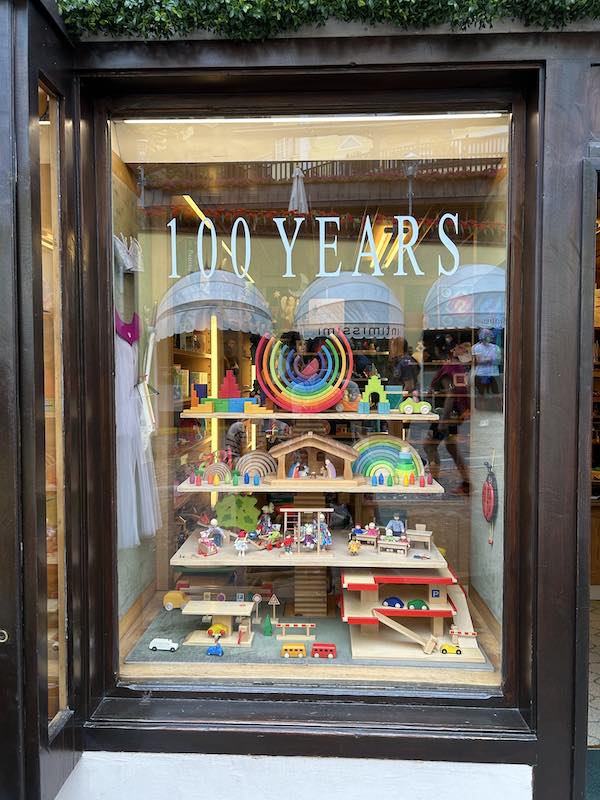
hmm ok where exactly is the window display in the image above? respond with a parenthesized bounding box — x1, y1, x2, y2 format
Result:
(112, 112, 508, 686)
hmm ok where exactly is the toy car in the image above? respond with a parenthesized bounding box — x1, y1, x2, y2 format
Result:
(149, 637, 179, 652)
(440, 644, 462, 655)
(398, 397, 432, 415)
(206, 643, 224, 657)
(382, 596, 404, 609)
(311, 643, 337, 659)
(162, 590, 188, 611)
(207, 623, 229, 638)
(407, 599, 429, 610)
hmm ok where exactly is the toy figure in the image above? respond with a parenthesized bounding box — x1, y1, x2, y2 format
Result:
(197, 534, 218, 557)
(234, 532, 248, 558)
(385, 512, 406, 538)
(350, 523, 364, 540)
(318, 513, 332, 549)
(206, 517, 224, 547)
(283, 534, 294, 554)
(302, 523, 316, 550)
(348, 534, 361, 556)
(324, 458, 337, 478)
(257, 504, 274, 535)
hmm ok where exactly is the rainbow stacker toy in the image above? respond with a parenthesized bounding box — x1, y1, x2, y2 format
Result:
(255, 330, 353, 413)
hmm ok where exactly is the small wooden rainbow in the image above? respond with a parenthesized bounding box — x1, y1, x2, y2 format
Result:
(352, 434, 424, 478)
(255, 329, 353, 413)
(235, 452, 277, 478)
(204, 462, 233, 483)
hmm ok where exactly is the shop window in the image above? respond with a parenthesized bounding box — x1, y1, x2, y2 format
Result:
(38, 84, 67, 721)
(110, 112, 508, 687)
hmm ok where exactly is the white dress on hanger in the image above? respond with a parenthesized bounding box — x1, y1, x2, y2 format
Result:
(115, 331, 161, 549)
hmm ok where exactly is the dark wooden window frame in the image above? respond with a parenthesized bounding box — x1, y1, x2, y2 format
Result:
(76, 63, 542, 761)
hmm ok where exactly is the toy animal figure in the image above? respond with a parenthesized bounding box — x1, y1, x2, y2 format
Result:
(318, 513, 332, 549)
(384, 513, 405, 538)
(234, 533, 248, 558)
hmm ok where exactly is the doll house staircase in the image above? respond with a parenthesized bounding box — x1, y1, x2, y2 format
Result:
(289, 491, 329, 617)
(294, 567, 328, 616)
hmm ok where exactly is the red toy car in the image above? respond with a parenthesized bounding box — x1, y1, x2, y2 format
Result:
(310, 642, 337, 659)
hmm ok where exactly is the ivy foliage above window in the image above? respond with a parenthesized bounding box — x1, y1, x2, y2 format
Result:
(57, 0, 600, 39)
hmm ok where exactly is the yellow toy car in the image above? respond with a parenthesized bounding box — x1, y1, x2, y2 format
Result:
(440, 643, 462, 655)
(207, 623, 229, 638)
(162, 590, 189, 611)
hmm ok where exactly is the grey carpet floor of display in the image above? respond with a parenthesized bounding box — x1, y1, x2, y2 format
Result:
(125, 610, 493, 671)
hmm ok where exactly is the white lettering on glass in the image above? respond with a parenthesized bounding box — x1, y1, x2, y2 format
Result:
(274, 216, 305, 278)
(437, 212, 460, 276)
(167, 217, 179, 279)
(352, 215, 382, 276)
(166, 213, 462, 280)
(317, 216, 342, 277)
(230, 217, 252, 278)
(196, 218, 217, 278)
(393, 215, 424, 276)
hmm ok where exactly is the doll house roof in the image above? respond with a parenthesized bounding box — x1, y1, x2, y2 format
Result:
(268, 431, 358, 463)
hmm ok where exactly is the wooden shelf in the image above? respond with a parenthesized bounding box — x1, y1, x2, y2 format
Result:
(176, 477, 444, 495)
(171, 530, 448, 570)
(181, 410, 439, 423)
(352, 350, 390, 356)
(173, 349, 211, 359)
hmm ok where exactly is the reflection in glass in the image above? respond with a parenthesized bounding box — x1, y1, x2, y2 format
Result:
(39, 85, 67, 723)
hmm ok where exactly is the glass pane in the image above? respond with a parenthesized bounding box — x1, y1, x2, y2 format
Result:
(112, 112, 507, 689)
(39, 85, 67, 722)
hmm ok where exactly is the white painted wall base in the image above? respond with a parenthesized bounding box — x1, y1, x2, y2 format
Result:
(55, 752, 533, 800)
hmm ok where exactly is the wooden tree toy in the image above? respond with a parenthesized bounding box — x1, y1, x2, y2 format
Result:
(263, 615, 273, 637)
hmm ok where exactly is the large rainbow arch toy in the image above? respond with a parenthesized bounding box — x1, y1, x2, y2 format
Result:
(255, 330, 353, 413)
(353, 434, 424, 479)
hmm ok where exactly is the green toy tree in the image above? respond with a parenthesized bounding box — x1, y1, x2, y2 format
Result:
(263, 615, 273, 637)
(215, 494, 259, 532)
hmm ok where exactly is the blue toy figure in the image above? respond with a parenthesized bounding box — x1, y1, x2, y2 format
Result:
(206, 642, 224, 657)
(385, 512, 406, 537)
(318, 513, 332, 549)
(350, 523, 364, 540)
(244, 472, 250, 485)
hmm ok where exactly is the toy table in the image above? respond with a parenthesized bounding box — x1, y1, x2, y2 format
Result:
(406, 526, 433, 550)
(181, 600, 255, 647)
